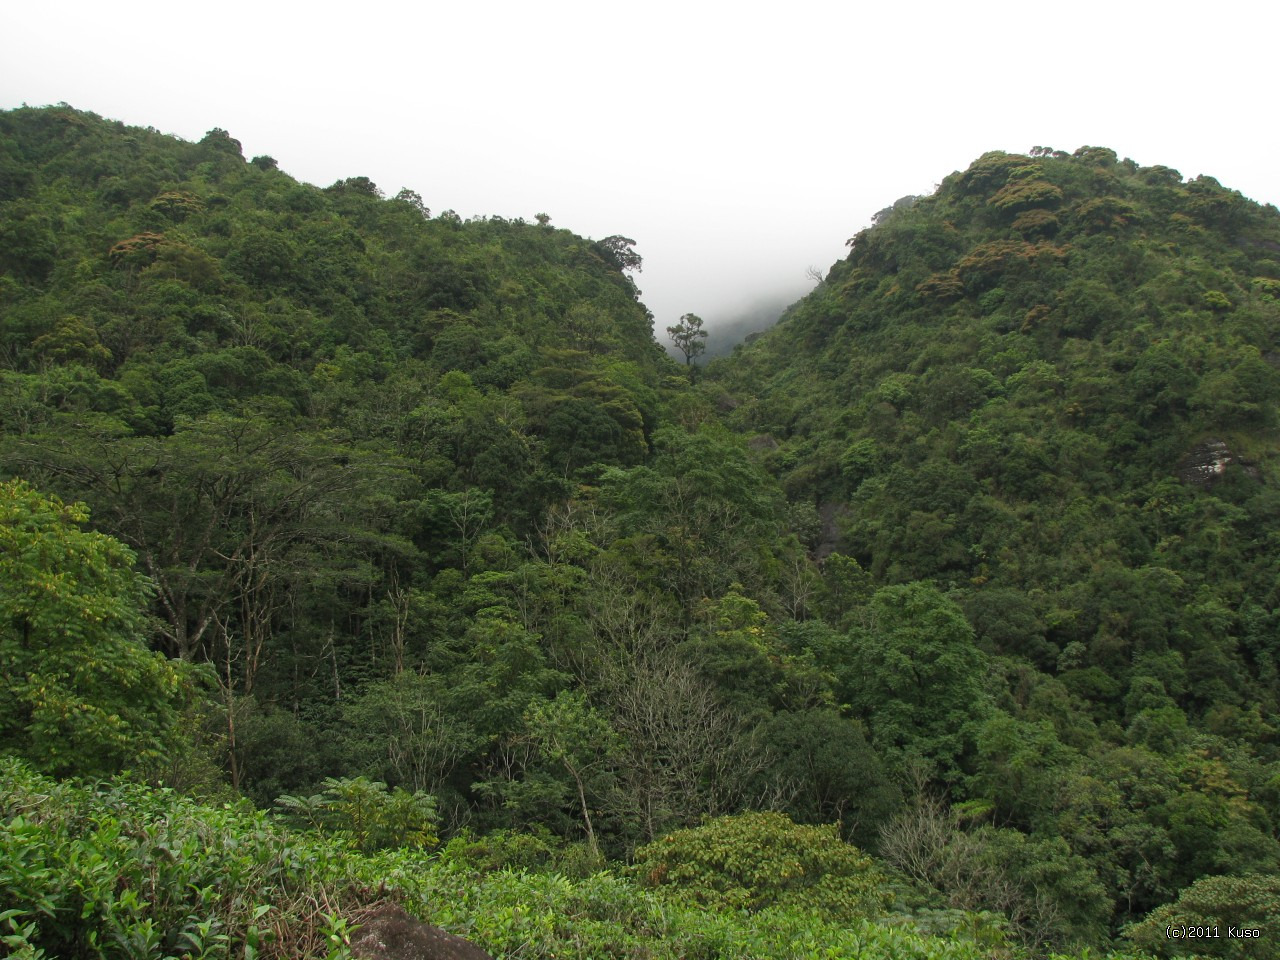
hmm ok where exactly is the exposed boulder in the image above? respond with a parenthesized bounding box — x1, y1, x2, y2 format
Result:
(349, 902, 494, 960)
(1178, 439, 1233, 484)
(1176, 439, 1258, 485)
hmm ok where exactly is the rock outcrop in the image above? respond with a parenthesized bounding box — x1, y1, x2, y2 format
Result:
(1176, 439, 1259, 485)
(1177, 439, 1234, 485)
(349, 903, 494, 960)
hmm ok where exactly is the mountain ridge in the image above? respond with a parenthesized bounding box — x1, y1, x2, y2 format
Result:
(3, 107, 1280, 958)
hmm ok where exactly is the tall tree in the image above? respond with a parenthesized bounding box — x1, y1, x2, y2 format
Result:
(667, 313, 707, 366)
(838, 583, 991, 786)
(0, 479, 186, 777)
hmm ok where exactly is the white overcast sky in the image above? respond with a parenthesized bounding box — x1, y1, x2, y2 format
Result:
(4, 1, 1279, 335)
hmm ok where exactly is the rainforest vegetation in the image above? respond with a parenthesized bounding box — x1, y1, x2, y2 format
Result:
(2, 105, 1280, 958)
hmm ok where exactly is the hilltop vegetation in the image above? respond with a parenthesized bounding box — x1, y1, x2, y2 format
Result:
(2, 107, 1279, 957)
(710, 144, 1280, 948)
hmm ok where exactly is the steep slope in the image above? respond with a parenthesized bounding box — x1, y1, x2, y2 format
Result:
(715, 145, 1280, 687)
(707, 147, 1280, 941)
(0, 105, 669, 497)
(0, 108, 803, 869)
(6, 110, 1280, 955)
(0, 103, 715, 813)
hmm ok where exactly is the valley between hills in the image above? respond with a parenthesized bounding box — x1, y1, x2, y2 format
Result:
(2, 105, 1279, 958)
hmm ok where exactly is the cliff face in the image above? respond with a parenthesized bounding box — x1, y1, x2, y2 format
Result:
(1176, 439, 1255, 485)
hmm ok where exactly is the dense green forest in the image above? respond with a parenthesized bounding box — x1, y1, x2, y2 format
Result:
(2, 106, 1279, 958)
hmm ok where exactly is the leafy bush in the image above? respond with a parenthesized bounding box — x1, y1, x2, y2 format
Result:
(0, 479, 187, 779)
(275, 776, 439, 853)
(0, 757, 368, 959)
(1126, 873, 1280, 958)
(633, 810, 892, 922)
(0, 758, 1154, 960)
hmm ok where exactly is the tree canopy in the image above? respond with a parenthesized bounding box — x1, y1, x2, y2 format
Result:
(0, 479, 186, 777)
(2, 107, 1279, 958)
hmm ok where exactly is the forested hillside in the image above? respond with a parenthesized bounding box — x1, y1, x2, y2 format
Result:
(708, 146, 1280, 949)
(2, 107, 1278, 958)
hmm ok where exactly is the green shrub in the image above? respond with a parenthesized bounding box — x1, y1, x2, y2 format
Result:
(1, 757, 1151, 960)
(632, 810, 892, 922)
(0, 757, 369, 960)
(0, 479, 188, 779)
(275, 776, 438, 853)
(1126, 873, 1280, 958)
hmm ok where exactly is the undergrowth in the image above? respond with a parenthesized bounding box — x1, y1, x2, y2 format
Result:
(1, 758, 1154, 959)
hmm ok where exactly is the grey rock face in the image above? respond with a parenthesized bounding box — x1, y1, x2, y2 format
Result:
(1177, 439, 1234, 485)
